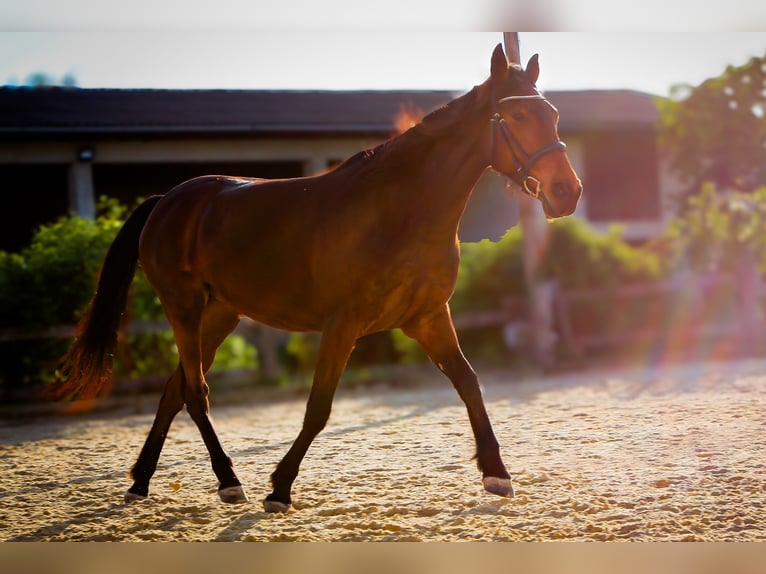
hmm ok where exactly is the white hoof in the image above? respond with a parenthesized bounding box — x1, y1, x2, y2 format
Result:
(219, 485, 249, 504)
(124, 490, 148, 504)
(483, 476, 514, 497)
(263, 499, 291, 513)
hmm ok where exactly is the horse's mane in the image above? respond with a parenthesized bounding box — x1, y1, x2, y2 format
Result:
(325, 63, 532, 185)
(412, 86, 483, 137)
(329, 83, 489, 181)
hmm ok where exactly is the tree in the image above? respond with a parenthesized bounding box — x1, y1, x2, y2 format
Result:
(23, 72, 78, 88)
(666, 183, 766, 274)
(658, 53, 766, 201)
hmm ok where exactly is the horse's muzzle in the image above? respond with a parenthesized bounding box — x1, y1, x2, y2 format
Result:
(542, 180, 582, 219)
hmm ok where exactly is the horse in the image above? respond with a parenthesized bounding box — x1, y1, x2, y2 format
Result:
(46, 44, 582, 513)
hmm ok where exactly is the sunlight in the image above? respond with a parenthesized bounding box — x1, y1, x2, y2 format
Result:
(2, 32, 766, 94)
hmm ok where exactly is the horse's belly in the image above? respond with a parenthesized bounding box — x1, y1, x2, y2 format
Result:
(208, 262, 452, 336)
(191, 179, 458, 334)
(206, 265, 327, 332)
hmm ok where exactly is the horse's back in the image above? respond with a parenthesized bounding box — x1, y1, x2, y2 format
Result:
(138, 174, 329, 329)
(139, 175, 246, 275)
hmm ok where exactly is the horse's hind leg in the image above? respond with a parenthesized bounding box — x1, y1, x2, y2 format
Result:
(175, 296, 247, 503)
(126, 297, 244, 503)
(125, 366, 185, 501)
(403, 304, 513, 497)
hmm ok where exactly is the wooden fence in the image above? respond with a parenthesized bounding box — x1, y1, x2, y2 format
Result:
(1, 271, 763, 366)
(452, 271, 764, 361)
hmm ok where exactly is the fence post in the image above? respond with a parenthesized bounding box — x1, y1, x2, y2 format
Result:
(68, 159, 96, 219)
(503, 32, 555, 368)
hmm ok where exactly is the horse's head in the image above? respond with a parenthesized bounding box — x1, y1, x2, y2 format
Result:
(488, 44, 582, 219)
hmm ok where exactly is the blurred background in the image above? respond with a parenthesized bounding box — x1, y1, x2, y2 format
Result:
(1, 29, 765, 402)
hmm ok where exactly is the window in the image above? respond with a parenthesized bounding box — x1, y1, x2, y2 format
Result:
(92, 161, 304, 206)
(0, 164, 68, 251)
(583, 129, 660, 222)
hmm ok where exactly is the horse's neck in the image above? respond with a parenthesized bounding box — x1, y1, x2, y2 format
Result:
(319, 85, 493, 240)
(400, 93, 492, 236)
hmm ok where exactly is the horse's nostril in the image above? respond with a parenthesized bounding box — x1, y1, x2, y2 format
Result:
(552, 181, 582, 202)
(552, 182, 569, 201)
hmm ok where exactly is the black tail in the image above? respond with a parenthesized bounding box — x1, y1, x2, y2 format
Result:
(44, 196, 162, 401)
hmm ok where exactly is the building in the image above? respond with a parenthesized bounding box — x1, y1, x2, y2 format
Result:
(0, 86, 674, 251)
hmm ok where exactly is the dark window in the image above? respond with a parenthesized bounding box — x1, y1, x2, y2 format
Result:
(92, 161, 304, 206)
(583, 129, 660, 222)
(0, 164, 68, 252)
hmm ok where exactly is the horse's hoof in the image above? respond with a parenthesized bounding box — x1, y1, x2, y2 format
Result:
(219, 485, 249, 504)
(124, 490, 148, 504)
(263, 499, 291, 513)
(483, 476, 514, 497)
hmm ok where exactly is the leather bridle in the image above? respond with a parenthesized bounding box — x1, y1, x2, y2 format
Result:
(489, 93, 567, 198)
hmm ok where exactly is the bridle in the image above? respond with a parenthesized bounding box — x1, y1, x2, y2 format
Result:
(490, 93, 567, 199)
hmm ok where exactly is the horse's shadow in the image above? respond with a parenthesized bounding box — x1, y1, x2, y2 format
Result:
(5, 403, 438, 541)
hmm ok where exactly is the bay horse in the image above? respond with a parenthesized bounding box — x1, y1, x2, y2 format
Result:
(47, 44, 581, 512)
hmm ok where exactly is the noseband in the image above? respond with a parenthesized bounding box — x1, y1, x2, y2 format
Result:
(490, 93, 567, 198)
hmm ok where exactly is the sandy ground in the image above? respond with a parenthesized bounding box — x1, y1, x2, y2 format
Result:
(1, 358, 765, 542)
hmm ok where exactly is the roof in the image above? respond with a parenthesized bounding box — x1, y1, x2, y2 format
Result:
(0, 87, 660, 139)
(547, 89, 662, 130)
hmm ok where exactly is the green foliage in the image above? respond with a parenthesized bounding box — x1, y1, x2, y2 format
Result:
(0, 198, 126, 329)
(658, 52, 766, 200)
(0, 198, 257, 389)
(113, 330, 258, 383)
(0, 199, 127, 386)
(538, 218, 662, 290)
(284, 333, 321, 373)
(453, 217, 661, 315)
(389, 329, 428, 364)
(208, 335, 259, 375)
(665, 183, 766, 273)
(451, 226, 526, 313)
(450, 218, 664, 361)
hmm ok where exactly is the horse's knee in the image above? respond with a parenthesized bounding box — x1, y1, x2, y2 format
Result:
(185, 391, 210, 422)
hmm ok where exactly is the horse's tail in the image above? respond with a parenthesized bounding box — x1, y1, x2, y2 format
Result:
(44, 195, 163, 401)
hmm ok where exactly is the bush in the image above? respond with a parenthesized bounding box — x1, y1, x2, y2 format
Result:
(451, 226, 527, 313)
(0, 199, 126, 387)
(450, 217, 664, 361)
(452, 217, 661, 313)
(539, 218, 662, 289)
(0, 198, 258, 390)
(0, 199, 125, 329)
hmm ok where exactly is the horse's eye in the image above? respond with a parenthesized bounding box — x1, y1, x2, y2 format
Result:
(512, 112, 526, 121)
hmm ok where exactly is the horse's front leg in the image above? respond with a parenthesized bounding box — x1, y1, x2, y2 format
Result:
(264, 319, 358, 513)
(403, 304, 513, 497)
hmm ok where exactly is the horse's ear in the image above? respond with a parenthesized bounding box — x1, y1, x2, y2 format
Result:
(490, 43, 508, 81)
(525, 53, 540, 85)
